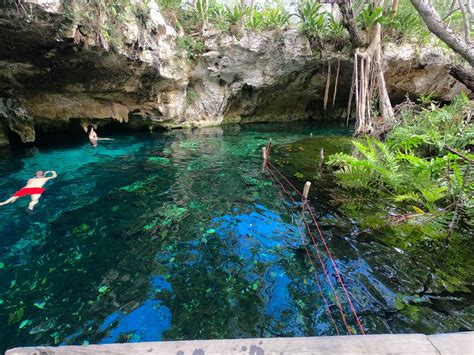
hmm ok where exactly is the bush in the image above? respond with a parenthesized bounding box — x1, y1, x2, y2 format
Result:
(328, 94, 474, 239)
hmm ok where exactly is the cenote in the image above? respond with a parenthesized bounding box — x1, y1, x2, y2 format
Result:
(0, 122, 472, 351)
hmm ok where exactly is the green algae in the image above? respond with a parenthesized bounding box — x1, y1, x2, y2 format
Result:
(119, 175, 158, 193)
(147, 157, 171, 164)
(270, 136, 354, 181)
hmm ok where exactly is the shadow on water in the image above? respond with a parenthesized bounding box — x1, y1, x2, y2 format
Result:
(0, 121, 472, 352)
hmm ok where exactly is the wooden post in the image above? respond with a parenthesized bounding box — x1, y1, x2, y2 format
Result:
(319, 148, 324, 169)
(303, 181, 311, 201)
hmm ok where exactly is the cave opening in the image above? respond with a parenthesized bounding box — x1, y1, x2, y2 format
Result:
(5, 117, 164, 150)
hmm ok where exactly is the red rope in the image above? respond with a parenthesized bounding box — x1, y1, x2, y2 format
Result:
(305, 205, 366, 335)
(302, 217, 353, 335)
(266, 160, 304, 197)
(299, 235, 341, 335)
(264, 150, 366, 335)
(265, 164, 348, 335)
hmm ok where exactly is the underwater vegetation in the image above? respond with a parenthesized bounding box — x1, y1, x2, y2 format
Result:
(0, 122, 472, 352)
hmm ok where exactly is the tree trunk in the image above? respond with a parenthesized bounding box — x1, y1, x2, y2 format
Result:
(392, 0, 400, 14)
(335, 0, 367, 47)
(410, 0, 474, 66)
(450, 64, 474, 91)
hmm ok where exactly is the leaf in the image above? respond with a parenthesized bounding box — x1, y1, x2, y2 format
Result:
(98, 285, 109, 293)
(34, 301, 46, 310)
(8, 307, 24, 324)
(19, 319, 30, 329)
(412, 206, 425, 214)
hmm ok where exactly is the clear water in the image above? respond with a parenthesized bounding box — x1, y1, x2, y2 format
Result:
(0, 122, 472, 351)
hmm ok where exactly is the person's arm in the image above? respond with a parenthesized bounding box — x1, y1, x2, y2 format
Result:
(44, 171, 58, 179)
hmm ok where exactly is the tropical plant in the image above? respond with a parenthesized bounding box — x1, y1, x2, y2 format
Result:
(328, 94, 474, 239)
(326, 14, 346, 44)
(246, 9, 264, 31)
(296, 0, 327, 36)
(224, 3, 247, 25)
(383, 0, 428, 43)
(261, 5, 291, 30)
(357, 4, 384, 31)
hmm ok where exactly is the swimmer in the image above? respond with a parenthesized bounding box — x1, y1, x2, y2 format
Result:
(88, 126, 113, 147)
(0, 170, 57, 210)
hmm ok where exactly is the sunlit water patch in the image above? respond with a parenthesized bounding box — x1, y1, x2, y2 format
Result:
(0, 122, 472, 351)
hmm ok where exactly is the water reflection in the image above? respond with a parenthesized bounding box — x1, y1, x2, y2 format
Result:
(0, 122, 471, 352)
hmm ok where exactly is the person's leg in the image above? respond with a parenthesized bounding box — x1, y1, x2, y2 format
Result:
(0, 196, 19, 206)
(28, 194, 41, 210)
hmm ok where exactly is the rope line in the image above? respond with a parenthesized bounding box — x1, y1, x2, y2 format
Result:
(265, 165, 342, 335)
(267, 160, 304, 197)
(305, 206, 366, 335)
(263, 147, 365, 335)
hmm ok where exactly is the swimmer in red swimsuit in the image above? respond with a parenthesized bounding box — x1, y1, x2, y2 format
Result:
(0, 170, 57, 210)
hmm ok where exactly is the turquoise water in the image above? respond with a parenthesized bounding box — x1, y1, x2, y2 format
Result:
(0, 122, 472, 351)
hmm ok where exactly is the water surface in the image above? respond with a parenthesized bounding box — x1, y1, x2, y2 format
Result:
(0, 122, 472, 351)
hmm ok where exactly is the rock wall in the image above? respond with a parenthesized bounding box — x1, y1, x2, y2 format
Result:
(0, 0, 470, 146)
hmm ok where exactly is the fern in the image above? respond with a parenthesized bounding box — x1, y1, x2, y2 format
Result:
(328, 94, 473, 238)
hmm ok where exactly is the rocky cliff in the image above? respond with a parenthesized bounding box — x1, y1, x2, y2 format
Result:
(0, 0, 470, 145)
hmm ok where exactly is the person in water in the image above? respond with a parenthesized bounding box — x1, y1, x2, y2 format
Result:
(88, 126, 113, 147)
(0, 170, 57, 210)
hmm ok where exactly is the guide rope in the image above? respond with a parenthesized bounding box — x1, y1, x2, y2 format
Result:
(265, 164, 342, 335)
(263, 141, 366, 336)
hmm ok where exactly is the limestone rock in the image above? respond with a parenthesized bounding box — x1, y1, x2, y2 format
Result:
(23, 0, 62, 14)
(0, 2, 470, 145)
(384, 43, 468, 102)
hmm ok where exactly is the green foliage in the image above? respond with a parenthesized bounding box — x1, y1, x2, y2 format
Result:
(357, 4, 383, 31)
(261, 5, 291, 30)
(383, 0, 430, 44)
(185, 87, 198, 105)
(224, 3, 248, 25)
(196, 0, 209, 25)
(61, 0, 153, 52)
(295, 0, 347, 47)
(177, 35, 205, 60)
(155, 0, 181, 12)
(328, 95, 474, 239)
(246, 8, 265, 30)
(208, 0, 228, 29)
(297, 0, 326, 36)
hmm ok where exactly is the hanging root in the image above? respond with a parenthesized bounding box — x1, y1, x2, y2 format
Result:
(346, 58, 355, 126)
(350, 23, 395, 136)
(332, 58, 341, 108)
(323, 61, 332, 111)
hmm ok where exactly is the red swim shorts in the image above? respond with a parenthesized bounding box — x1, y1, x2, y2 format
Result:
(12, 187, 46, 197)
